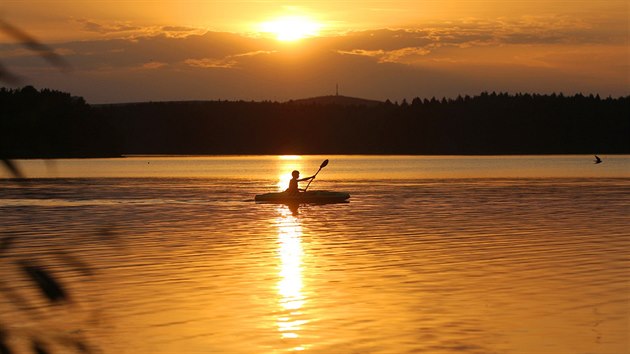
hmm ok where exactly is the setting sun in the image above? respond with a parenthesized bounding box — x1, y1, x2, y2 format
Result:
(259, 16, 321, 41)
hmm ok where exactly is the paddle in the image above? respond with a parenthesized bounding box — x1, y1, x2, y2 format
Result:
(304, 159, 328, 192)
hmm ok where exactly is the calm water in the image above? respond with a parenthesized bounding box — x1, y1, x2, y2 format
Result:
(0, 156, 628, 354)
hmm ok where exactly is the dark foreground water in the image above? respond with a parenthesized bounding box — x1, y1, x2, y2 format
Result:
(0, 156, 628, 354)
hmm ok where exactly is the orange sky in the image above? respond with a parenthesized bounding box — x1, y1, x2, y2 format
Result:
(0, 1, 628, 103)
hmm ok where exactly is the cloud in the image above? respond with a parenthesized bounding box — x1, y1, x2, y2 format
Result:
(184, 58, 236, 69)
(0, 32, 276, 72)
(338, 47, 432, 64)
(75, 19, 141, 35)
(5, 14, 624, 70)
(161, 26, 196, 32)
(184, 50, 277, 69)
(1, 15, 627, 103)
(333, 16, 622, 49)
(72, 19, 207, 39)
(140, 61, 168, 70)
(337, 49, 385, 57)
(159, 26, 207, 38)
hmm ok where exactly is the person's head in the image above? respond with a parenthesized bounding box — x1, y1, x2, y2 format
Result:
(292, 170, 300, 178)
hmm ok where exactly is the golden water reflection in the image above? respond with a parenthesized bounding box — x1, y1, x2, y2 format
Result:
(275, 205, 309, 349)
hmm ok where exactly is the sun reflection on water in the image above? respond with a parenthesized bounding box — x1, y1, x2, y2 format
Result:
(276, 205, 308, 347)
(278, 155, 302, 160)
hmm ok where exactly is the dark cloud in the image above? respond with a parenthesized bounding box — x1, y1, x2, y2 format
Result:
(1, 32, 276, 71)
(75, 19, 141, 34)
(1, 17, 627, 103)
(161, 26, 197, 32)
(28, 44, 624, 104)
(4, 15, 623, 70)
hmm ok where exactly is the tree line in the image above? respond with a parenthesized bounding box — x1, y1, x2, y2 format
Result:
(1, 86, 629, 157)
(0, 86, 120, 158)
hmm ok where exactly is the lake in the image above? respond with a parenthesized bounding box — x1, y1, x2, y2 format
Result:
(0, 155, 628, 354)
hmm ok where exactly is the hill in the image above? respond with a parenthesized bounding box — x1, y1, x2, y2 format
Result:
(2, 87, 629, 157)
(287, 95, 382, 107)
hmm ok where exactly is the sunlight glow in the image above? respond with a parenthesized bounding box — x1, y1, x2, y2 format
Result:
(277, 173, 292, 191)
(277, 160, 304, 191)
(259, 16, 322, 41)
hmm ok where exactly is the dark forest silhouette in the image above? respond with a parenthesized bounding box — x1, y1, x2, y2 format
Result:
(1, 86, 629, 157)
(0, 86, 120, 158)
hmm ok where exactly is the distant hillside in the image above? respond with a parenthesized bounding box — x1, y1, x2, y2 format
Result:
(2, 87, 629, 157)
(288, 95, 382, 107)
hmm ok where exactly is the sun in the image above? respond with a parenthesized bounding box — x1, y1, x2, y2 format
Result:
(259, 16, 322, 41)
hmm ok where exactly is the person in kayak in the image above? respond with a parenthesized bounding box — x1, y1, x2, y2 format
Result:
(286, 170, 315, 194)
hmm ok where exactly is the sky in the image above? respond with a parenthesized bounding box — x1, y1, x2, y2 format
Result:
(0, 1, 628, 103)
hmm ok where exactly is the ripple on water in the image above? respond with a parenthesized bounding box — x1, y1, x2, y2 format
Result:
(0, 177, 628, 354)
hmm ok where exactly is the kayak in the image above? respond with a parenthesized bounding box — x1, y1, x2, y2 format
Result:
(255, 191, 350, 203)
(255, 190, 350, 203)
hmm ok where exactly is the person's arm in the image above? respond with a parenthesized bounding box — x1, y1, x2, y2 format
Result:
(297, 175, 315, 182)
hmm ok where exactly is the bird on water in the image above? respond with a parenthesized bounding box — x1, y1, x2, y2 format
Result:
(594, 155, 602, 164)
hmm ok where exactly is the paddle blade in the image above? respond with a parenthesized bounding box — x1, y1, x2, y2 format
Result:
(320, 159, 329, 168)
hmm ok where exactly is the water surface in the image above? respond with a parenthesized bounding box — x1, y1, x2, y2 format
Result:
(0, 156, 628, 354)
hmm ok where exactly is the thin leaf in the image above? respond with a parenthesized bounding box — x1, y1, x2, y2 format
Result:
(0, 340, 12, 354)
(0, 328, 13, 354)
(31, 340, 50, 354)
(0, 236, 16, 254)
(0, 160, 23, 179)
(0, 19, 71, 72)
(97, 227, 121, 245)
(17, 261, 70, 303)
(0, 280, 37, 313)
(60, 339, 93, 354)
(54, 333, 99, 354)
(0, 62, 21, 84)
(54, 250, 94, 277)
(71, 341, 91, 354)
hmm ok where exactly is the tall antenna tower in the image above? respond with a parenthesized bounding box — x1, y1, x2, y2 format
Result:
(336, 83, 339, 96)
